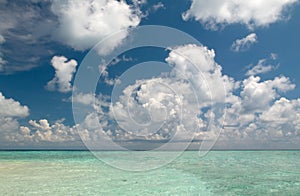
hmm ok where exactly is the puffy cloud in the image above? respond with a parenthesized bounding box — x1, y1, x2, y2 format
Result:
(110, 77, 203, 139)
(0, 92, 29, 144)
(77, 44, 299, 148)
(231, 33, 258, 52)
(12, 119, 79, 143)
(0, 92, 29, 118)
(183, 0, 298, 30)
(51, 0, 141, 53)
(223, 97, 300, 147)
(166, 44, 239, 104)
(240, 75, 295, 113)
(2, 38, 300, 149)
(260, 98, 300, 124)
(246, 56, 279, 76)
(46, 56, 78, 93)
(219, 73, 299, 148)
(77, 44, 238, 145)
(0, 93, 83, 146)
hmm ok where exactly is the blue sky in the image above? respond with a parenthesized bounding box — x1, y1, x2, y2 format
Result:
(0, 0, 300, 149)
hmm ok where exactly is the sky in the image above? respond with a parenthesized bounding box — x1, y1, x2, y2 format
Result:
(0, 0, 300, 150)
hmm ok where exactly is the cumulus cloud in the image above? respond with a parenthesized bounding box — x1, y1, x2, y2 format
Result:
(11, 119, 80, 143)
(219, 72, 299, 148)
(74, 44, 238, 146)
(83, 44, 300, 149)
(0, 92, 83, 146)
(0, 92, 29, 118)
(240, 75, 295, 113)
(231, 33, 258, 52)
(2, 42, 300, 149)
(183, 0, 298, 30)
(110, 78, 203, 139)
(51, 0, 141, 53)
(246, 54, 278, 76)
(46, 56, 78, 93)
(0, 92, 29, 145)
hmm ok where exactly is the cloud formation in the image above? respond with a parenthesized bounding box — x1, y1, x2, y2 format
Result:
(0, 94, 83, 146)
(246, 54, 278, 76)
(75, 44, 238, 146)
(83, 44, 300, 148)
(0, 92, 29, 118)
(1, 43, 300, 149)
(0, 0, 142, 73)
(46, 56, 78, 93)
(0, 92, 29, 145)
(183, 0, 298, 30)
(51, 0, 141, 53)
(231, 33, 258, 52)
(13, 119, 80, 143)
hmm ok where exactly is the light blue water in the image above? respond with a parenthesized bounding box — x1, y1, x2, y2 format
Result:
(0, 151, 299, 195)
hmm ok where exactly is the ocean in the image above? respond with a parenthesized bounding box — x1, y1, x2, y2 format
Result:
(0, 151, 299, 195)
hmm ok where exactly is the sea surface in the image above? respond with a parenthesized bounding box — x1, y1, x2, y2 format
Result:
(0, 151, 300, 195)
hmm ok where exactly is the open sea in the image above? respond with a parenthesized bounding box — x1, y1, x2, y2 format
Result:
(0, 151, 300, 195)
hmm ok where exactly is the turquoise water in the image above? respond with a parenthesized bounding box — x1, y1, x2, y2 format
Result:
(0, 151, 300, 195)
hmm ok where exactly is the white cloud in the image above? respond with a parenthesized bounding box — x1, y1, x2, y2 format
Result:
(87, 44, 238, 143)
(2, 40, 300, 148)
(0, 93, 83, 146)
(246, 54, 279, 76)
(246, 60, 274, 76)
(110, 77, 203, 138)
(51, 0, 141, 53)
(0, 92, 29, 144)
(218, 72, 299, 148)
(3, 45, 300, 149)
(46, 56, 78, 93)
(77, 44, 299, 147)
(18, 119, 79, 143)
(223, 97, 300, 147)
(240, 75, 295, 113)
(183, 0, 298, 30)
(260, 97, 300, 124)
(166, 44, 239, 104)
(72, 93, 95, 105)
(0, 92, 29, 118)
(231, 33, 258, 52)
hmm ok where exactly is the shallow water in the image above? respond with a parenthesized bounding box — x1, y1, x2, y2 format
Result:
(0, 151, 299, 195)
